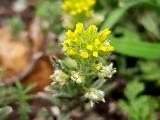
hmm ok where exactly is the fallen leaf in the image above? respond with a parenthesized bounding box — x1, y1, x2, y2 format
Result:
(0, 26, 31, 81)
(22, 55, 53, 93)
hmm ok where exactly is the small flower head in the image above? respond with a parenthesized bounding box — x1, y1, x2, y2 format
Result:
(104, 63, 116, 78)
(71, 71, 84, 84)
(62, 0, 95, 17)
(63, 23, 114, 59)
(85, 88, 105, 106)
(50, 70, 69, 86)
(93, 63, 104, 71)
(80, 51, 89, 59)
(98, 63, 116, 79)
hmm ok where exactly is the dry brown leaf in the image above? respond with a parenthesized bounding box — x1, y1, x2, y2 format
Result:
(0, 26, 12, 42)
(0, 26, 31, 81)
(22, 55, 53, 93)
(0, 25, 53, 93)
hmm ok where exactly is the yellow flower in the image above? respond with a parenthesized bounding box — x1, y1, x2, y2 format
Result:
(95, 39, 101, 45)
(98, 28, 111, 42)
(80, 51, 89, 59)
(63, 23, 114, 59)
(103, 28, 111, 36)
(87, 39, 113, 57)
(71, 11, 77, 16)
(99, 45, 107, 51)
(63, 39, 71, 45)
(106, 46, 114, 52)
(87, 45, 93, 51)
(62, 0, 96, 17)
(66, 30, 75, 38)
(93, 51, 98, 57)
(66, 49, 77, 56)
(74, 23, 84, 34)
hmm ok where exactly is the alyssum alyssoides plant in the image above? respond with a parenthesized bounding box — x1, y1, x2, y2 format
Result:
(49, 23, 116, 109)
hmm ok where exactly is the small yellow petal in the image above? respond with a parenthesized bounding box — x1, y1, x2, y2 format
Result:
(66, 49, 77, 56)
(84, 6, 89, 11)
(99, 28, 111, 41)
(75, 3, 80, 8)
(80, 51, 89, 59)
(106, 46, 114, 52)
(93, 51, 98, 57)
(95, 39, 101, 45)
(66, 30, 75, 38)
(73, 38, 78, 42)
(74, 23, 84, 34)
(88, 0, 96, 5)
(64, 39, 71, 45)
(77, 8, 82, 13)
(71, 11, 77, 16)
(100, 45, 107, 51)
(62, 4, 67, 11)
(87, 45, 93, 51)
(103, 28, 111, 36)
(65, 1, 71, 6)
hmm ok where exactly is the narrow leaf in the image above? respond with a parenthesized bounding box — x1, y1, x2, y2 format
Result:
(100, 1, 143, 29)
(111, 38, 160, 59)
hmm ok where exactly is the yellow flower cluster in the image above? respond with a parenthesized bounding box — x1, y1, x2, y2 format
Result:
(62, 0, 95, 16)
(63, 23, 114, 59)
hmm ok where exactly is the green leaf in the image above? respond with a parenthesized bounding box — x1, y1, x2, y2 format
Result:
(54, 92, 72, 98)
(36, 0, 62, 21)
(7, 17, 24, 37)
(124, 81, 144, 101)
(0, 106, 13, 120)
(144, 1, 160, 13)
(15, 82, 33, 120)
(118, 83, 158, 120)
(90, 79, 106, 89)
(36, 1, 52, 18)
(57, 113, 70, 120)
(50, 56, 70, 74)
(100, 1, 143, 29)
(111, 35, 160, 59)
(138, 13, 160, 39)
(118, 100, 129, 112)
(138, 61, 160, 82)
(63, 57, 77, 69)
(100, 0, 160, 29)
(102, 82, 117, 93)
(24, 83, 36, 94)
